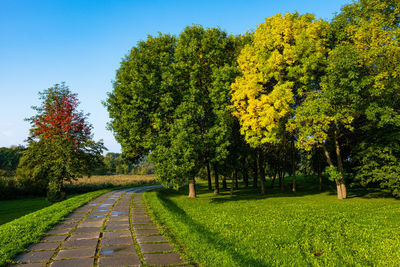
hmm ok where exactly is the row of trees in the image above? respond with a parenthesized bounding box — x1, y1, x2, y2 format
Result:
(106, 0, 400, 199)
(0, 146, 24, 176)
(95, 153, 155, 175)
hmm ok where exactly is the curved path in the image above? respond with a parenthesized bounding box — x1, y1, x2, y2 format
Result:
(12, 185, 188, 267)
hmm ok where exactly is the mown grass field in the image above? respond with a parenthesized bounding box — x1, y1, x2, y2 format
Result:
(0, 198, 51, 225)
(145, 177, 400, 266)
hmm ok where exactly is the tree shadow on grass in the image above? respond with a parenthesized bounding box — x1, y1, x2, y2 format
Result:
(208, 184, 330, 204)
(157, 192, 266, 266)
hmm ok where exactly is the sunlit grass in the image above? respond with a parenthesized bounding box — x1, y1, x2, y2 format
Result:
(145, 178, 400, 266)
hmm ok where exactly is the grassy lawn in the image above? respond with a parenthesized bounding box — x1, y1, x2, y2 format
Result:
(0, 197, 51, 225)
(145, 177, 400, 266)
(0, 189, 111, 266)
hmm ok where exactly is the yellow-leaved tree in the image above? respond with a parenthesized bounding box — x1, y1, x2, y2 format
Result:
(231, 12, 330, 194)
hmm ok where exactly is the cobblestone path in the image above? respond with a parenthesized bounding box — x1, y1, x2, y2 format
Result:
(12, 186, 188, 267)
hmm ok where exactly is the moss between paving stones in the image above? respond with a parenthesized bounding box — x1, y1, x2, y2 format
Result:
(0, 189, 111, 267)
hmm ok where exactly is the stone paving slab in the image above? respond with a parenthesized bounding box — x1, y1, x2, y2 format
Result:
(100, 245, 136, 256)
(15, 251, 54, 263)
(41, 235, 68, 242)
(108, 217, 129, 222)
(104, 224, 129, 231)
(144, 253, 185, 265)
(134, 229, 161, 235)
(28, 242, 61, 251)
(69, 232, 100, 240)
(62, 219, 80, 224)
(74, 227, 101, 233)
(78, 221, 103, 227)
(99, 255, 141, 267)
(136, 235, 167, 243)
(63, 238, 98, 248)
(133, 223, 158, 229)
(50, 258, 94, 267)
(107, 220, 130, 225)
(101, 236, 133, 246)
(133, 218, 153, 224)
(55, 247, 96, 260)
(102, 230, 131, 238)
(139, 243, 174, 253)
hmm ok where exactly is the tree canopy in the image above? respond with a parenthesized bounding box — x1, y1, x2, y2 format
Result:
(18, 83, 105, 202)
(105, 0, 400, 199)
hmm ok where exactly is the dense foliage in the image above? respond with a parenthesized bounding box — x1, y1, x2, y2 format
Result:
(17, 83, 105, 202)
(0, 146, 24, 177)
(105, 0, 400, 198)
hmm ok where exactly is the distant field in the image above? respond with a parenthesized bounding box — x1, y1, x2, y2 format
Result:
(69, 174, 157, 186)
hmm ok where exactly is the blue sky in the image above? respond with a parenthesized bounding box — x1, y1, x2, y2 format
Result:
(0, 0, 350, 153)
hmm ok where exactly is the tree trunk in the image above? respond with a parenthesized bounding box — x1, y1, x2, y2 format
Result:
(188, 178, 196, 198)
(318, 161, 322, 192)
(291, 140, 296, 194)
(258, 150, 266, 195)
(222, 176, 227, 189)
(270, 172, 276, 188)
(334, 131, 347, 199)
(243, 168, 249, 188)
(214, 170, 219, 194)
(253, 155, 258, 188)
(234, 169, 239, 189)
(206, 160, 212, 191)
(322, 143, 344, 200)
(230, 176, 234, 197)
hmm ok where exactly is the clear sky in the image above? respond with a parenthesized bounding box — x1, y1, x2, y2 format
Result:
(0, 0, 351, 153)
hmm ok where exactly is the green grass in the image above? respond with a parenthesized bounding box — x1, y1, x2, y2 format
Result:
(144, 177, 400, 266)
(0, 197, 52, 225)
(0, 189, 111, 266)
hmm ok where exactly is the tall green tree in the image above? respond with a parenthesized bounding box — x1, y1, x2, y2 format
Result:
(151, 26, 238, 197)
(17, 83, 104, 202)
(231, 13, 330, 194)
(105, 34, 177, 162)
(294, 0, 400, 199)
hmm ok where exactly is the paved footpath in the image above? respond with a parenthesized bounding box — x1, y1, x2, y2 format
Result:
(12, 186, 189, 267)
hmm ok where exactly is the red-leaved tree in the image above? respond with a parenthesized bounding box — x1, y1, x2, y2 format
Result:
(17, 83, 105, 202)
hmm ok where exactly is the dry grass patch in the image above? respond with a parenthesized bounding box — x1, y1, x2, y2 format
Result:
(69, 174, 157, 187)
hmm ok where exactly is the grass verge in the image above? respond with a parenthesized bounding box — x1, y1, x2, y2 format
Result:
(0, 189, 111, 266)
(144, 180, 400, 266)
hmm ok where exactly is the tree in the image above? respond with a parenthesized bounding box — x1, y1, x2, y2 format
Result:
(151, 26, 238, 197)
(294, 0, 400, 199)
(105, 34, 177, 162)
(231, 13, 330, 194)
(334, 0, 400, 197)
(17, 83, 104, 202)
